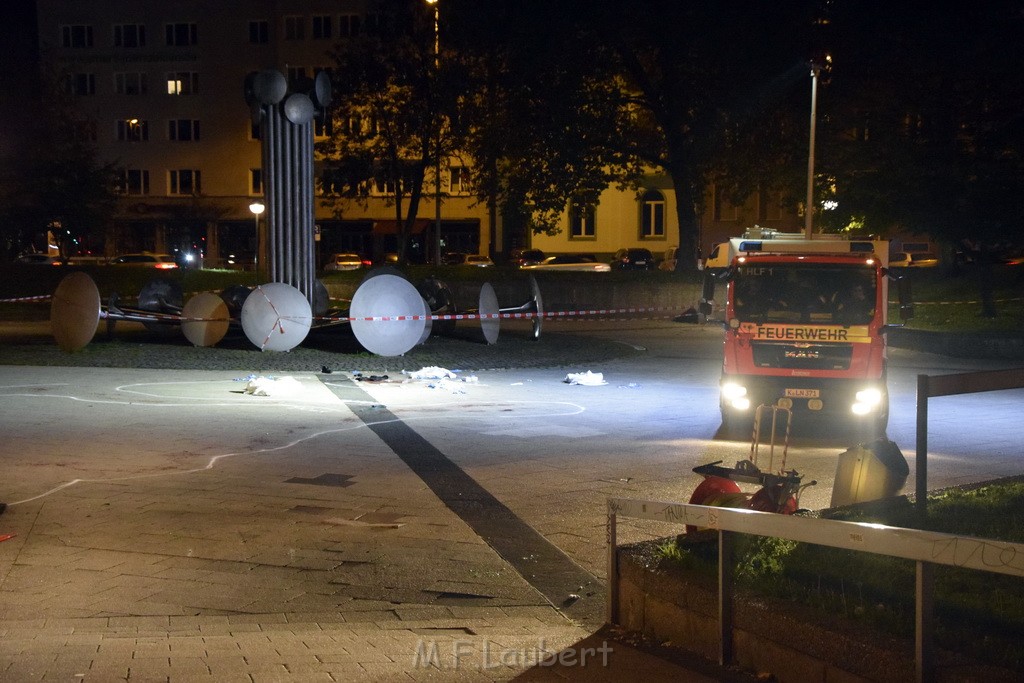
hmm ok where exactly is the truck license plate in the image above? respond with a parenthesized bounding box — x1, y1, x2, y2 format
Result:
(785, 388, 820, 398)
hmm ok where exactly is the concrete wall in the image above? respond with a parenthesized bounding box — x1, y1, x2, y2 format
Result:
(615, 544, 1017, 682)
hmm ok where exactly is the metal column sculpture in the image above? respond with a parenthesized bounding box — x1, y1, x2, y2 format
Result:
(244, 70, 332, 306)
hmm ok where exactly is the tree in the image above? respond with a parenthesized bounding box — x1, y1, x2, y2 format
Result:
(448, 1, 640, 244)
(451, 1, 818, 269)
(317, 1, 469, 263)
(580, 2, 818, 270)
(0, 68, 118, 259)
(816, 1, 1024, 249)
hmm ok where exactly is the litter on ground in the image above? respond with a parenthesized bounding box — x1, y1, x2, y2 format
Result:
(564, 371, 607, 386)
(404, 366, 457, 380)
(244, 376, 304, 397)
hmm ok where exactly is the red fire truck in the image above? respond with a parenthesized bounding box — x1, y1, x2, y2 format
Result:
(701, 228, 912, 434)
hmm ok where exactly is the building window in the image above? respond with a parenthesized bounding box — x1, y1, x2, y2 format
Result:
(113, 24, 146, 48)
(166, 72, 199, 95)
(313, 15, 332, 39)
(758, 189, 783, 222)
(165, 22, 197, 46)
(339, 14, 361, 37)
(114, 72, 147, 95)
(287, 66, 307, 83)
(249, 20, 269, 44)
(169, 169, 201, 195)
(67, 73, 95, 96)
(117, 119, 148, 142)
(250, 169, 263, 195)
(448, 166, 469, 194)
(372, 177, 396, 196)
(284, 16, 305, 40)
(640, 190, 665, 238)
(713, 185, 739, 221)
(61, 24, 93, 48)
(569, 201, 596, 238)
(118, 169, 150, 195)
(169, 119, 200, 141)
(250, 120, 261, 140)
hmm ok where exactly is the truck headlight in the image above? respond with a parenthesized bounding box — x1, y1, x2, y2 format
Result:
(852, 388, 883, 415)
(722, 382, 750, 410)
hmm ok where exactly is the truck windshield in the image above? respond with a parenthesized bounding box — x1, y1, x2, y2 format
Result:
(732, 264, 876, 326)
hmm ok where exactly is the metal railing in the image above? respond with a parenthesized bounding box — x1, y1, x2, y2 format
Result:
(606, 497, 1024, 683)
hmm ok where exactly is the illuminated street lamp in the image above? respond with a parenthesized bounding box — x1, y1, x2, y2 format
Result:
(425, 0, 441, 266)
(805, 56, 830, 238)
(249, 200, 265, 275)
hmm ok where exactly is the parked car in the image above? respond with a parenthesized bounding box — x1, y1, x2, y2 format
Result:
(442, 252, 468, 265)
(462, 254, 494, 267)
(889, 252, 938, 269)
(658, 246, 679, 272)
(16, 253, 63, 266)
(324, 252, 369, 271)
(521, 255, 611, 272)
(611, 247, 655, 270)
(511, 248, 546, 268)
(109, 253, 179, 269)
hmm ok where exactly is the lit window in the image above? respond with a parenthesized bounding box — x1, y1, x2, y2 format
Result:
(117, 119, 149, 142)
(166, 72, 198, 95)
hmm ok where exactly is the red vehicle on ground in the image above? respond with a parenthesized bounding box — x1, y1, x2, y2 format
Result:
(702, 228, 912, 435)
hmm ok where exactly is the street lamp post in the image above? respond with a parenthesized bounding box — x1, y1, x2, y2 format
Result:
(804, 56, 829, 239)
(426, 0, 441, 266)
(249, 201, 265, 276)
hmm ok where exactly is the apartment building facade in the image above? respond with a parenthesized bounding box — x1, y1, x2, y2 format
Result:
(36, 0, 798, 267)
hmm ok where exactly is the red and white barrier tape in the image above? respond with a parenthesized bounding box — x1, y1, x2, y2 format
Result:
(0, 295, 52, 303)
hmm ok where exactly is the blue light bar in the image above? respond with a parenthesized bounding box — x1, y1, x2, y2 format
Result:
(850, 242, 874, 252)
(738, 241, 762, 252)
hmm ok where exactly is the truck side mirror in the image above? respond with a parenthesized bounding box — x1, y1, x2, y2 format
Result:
(699, 272, 717, 316)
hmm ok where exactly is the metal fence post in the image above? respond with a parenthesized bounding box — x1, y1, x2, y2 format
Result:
(916, 560, 935, 682)
(916, 374, 929, 518)
(607, 504, 618, 624)
(718, 529, 735, 665)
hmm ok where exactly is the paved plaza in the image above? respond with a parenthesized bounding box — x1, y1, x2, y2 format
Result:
(0, 321, 760, 682)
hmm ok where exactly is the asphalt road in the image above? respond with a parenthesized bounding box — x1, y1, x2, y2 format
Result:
(1, 316, 1021, 681)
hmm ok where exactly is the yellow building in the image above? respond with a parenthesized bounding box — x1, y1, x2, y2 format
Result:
(36, 0, 798, 266)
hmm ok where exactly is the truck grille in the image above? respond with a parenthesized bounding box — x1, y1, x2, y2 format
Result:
(751, 342, 853, 370)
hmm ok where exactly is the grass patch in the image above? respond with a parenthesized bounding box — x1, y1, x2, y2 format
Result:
(658, 480, 1024, 672)
(894, 265, 1024, 334)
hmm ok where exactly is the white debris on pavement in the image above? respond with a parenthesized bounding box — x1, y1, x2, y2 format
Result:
(404, 366, 457, 380)
(563, 371, 607, 386)
(244, 375, 304, 397)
